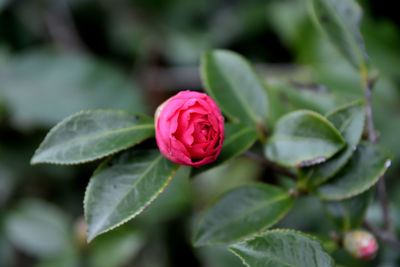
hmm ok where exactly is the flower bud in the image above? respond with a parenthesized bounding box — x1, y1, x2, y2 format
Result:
(344, 230, 378, 260)
(155, 90, 224, 167)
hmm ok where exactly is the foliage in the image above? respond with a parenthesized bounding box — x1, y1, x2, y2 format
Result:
(1, 0, 400, 266)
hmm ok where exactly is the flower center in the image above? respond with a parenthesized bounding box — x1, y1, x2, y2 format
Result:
(200, 124, 210, 137)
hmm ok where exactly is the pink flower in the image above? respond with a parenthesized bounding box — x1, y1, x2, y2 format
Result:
(344, 230, 378, 260)
(155, 90, 224, 167)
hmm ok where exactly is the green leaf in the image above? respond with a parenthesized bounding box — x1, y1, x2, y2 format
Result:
(265, 110, 345, 167)
(229, 229, 335, 267)
(300, 100, 365, 187)
(31, 110, 154, 165)
(138, 166, 192, 223)
(201, 49, 268, 126)
(4, 199, 70, 258)
(192, 123, 258, 175)
(0, 50, 148, 129)
(316, 142, 392, 200)
(323, 189, 373, 231)
(273, 82, 345, 114)
(192, 183, 293, 246)
(0, 231, 14, 267)
(89, 227, 144, 267)
(84, 149, 178, 242)
(307, 0, 369, 70)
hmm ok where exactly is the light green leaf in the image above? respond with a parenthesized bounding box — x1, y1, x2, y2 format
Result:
(84, 149, 178, 242)
(229, 229, 335, 267)
(265, 110, 345, 167)
(193, 123, 258, 175)
(4, 199, 70, 258)
(316, 142, 392, 200)
(300, 100, 365, 187)
(0, 0, 10, 12)
(307, 0, 369, 70)
(193, 183, 293, 246)
(323, 189, 373, 231)
(89, 227, 144, 267)
(201, 49, 268, 126)
(31, 110, 154, 165)
(0, 231, 14, 267)
(0, 50, 148, 129)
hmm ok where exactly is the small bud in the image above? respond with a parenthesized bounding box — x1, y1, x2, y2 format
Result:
(74, 216, 88, 248)
(344, 230, 378, 260)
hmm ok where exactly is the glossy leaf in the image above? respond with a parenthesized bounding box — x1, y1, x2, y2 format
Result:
(323, 189, 373, 231)
(307, 0, 369, 70)
(300, 100, 365, 187)
(201, 49, 268, 126)
(193, 123, 258, 175)
(84, 149, 179, 241)
(316, 142, 392, 200)
(31, 110, 154, 165)
(265, 110, 345, 167)
(229, 229, 335, 267)
(193, 183, 293, 246)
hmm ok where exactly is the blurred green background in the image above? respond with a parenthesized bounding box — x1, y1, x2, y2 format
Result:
(1, 0, 399, 266)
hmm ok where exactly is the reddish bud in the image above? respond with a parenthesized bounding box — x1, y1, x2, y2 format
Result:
(344, 230, 378, 260)
(155, 90, 224, 167)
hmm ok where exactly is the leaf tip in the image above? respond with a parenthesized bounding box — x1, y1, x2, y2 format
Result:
(30, 154, 42, 165)
(86, 232, 96, 243)
(191, 233, 205, 247)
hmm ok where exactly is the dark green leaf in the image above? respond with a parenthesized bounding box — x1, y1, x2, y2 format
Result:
(323, 189, 373, 231)
(193, 183, 293, 246)
(31, 110, 154, 165)
(265, 110, 345, 167)
(201, 50, 268, 126)
(138, 166, 192, 222)
(307, 0, 369, 70)
(300, 100, 365, 187)
(193, 123, 258, 175)
(316, 142, 392, 200)
(84, 149, 178, 242)
(229, 229, 335, 267)
(4, 199, 70, 258)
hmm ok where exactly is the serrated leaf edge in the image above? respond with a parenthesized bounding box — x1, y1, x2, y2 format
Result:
(228, 228, 336, 267)
(300, 99, 366, 187)
(83, 153, 180, 242)
(315, 142, 393, 201)
(30, 109, 154, 165)
(267, 109, 346, 167)
(192, 183, 293, 247)
(201, 49, 268, 126)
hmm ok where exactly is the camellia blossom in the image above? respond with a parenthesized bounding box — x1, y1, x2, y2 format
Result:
(344, 230, 378, 260)
(155, 90, 224, 167)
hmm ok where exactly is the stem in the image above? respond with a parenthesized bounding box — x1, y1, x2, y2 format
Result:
(242, 151, 297, 180)
(43, 1, 87, 52)
(363, 72, 398, 246)
(364, 80, 378, 144)
(377, 177, 394, 233)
